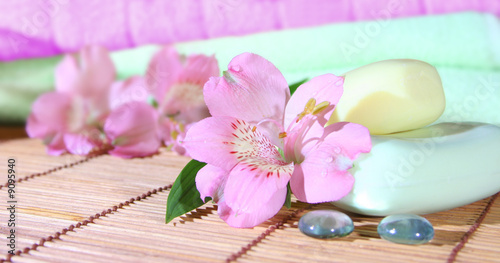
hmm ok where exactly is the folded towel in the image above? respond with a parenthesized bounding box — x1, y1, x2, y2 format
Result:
(175, 12, 500, 80)
(2, 0, 499, 61)
(0, 12, 498, 126)
(0, 56, 60, 124)
(436, 68, 500, 126)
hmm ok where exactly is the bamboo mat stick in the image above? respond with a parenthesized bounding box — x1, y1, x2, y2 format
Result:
(0, 139, 499, 263)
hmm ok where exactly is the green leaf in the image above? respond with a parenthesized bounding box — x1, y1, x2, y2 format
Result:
(166, 159, 208, 224)
(284, 182, 292, 209)
(288, 78, 308, 95)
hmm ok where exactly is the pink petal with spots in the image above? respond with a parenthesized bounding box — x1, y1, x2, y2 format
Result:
(284, 74, 344, 129)
(184, 116, 284, 173)
(224, 160, 292, 216)
(290, 122, 371, 203)
(218, 186, 287, 228)
(203, 53, 290, 126)
(109, 76, 149, 110)
(104, 101, 161, 158)
(196, 164, 228, 202)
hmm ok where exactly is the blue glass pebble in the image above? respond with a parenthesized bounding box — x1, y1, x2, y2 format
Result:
(377, 214, 434, 245)
(298, 210, 354, 239)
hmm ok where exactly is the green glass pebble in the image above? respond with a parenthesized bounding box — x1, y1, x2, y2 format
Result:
(377, 214, 434, 245)
(298, 210, 354, 239)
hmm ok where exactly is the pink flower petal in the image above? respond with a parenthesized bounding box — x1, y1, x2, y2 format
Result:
(79, 46, 116, 114)
(290, 157, 354, 203)
(224, 160, 292, 216)
(55, 46, 115, 115)
(108, 141, 160, 158)
(46, 133, 67, 156)
(284, 74, 344, 129)
(178, 53, 219, 87)
(183, 116, 242, 171)
(203, 53, 290, 126)
(79, 45, 116, 97)
(104, 101, 161, 158)
(158, 116, 175, 144)
(158, 116, 178, 147)
(55, 55, 80, 94)
(184, 116, 284, 172)
(284, 116, 328, 162)
(109, 76, 149, 110)
(64, 132, 99, 155)
(158, 81, 210, 124)
(196, 164, 228, 202)
(155, 53, 217, 124)
(218, 186, 287, 228)
(26, 92, 72, 139)
(146, 46, 183, 103)
(290, 122, 371, 203)
(321, 122, 372, 160)
(157, 116, 189, 156)
(171, 132, 188, 156)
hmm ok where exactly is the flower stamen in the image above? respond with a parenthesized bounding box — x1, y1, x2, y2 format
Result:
(296, 98, 317, 122)
(304, 98, 316, 112)
(171, 130, 179, 140)
(312, 101, 330, 115)
(178, 122, 185, 133)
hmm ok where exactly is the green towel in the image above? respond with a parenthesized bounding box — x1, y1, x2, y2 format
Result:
(0, 56, 61, 124)
(436, 68, 500, 126)
(1, 12, 498, 125)
(175, 12, 500, 80)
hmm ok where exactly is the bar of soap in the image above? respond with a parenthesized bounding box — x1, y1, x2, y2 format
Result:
(333, 122, 500, 216)
(329, 59, 445, 135)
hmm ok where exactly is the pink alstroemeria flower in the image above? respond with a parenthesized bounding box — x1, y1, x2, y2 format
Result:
(104, 76, 162, 158)
(183, 53, 372, 228)
(146, 46, 219, 155)
(104, 101, 161, 158)
(26, 45, 115, 155)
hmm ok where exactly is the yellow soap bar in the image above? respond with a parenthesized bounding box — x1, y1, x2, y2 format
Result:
(329, 59, 445, 134)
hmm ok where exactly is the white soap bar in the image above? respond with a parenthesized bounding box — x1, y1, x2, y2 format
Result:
(333, 122, 500, 216)
(329, 59, 445, 134)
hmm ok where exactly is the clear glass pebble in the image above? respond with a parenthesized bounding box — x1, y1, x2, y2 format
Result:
(298, 210, 354, 238)
(377, 214, 434, 245)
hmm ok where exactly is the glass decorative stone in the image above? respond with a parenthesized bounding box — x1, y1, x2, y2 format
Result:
(377, 214, 434, 245)
(298, 210, 354, 239)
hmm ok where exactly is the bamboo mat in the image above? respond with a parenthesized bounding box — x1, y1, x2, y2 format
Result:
(0, 138, 499, 263)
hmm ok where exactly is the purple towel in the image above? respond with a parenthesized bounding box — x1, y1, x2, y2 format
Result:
(1, 0, 499, 61)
